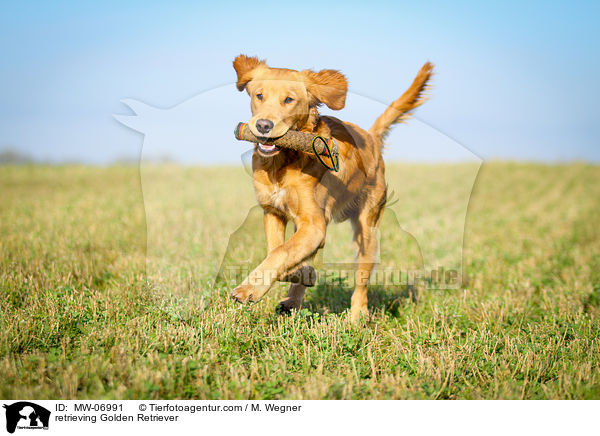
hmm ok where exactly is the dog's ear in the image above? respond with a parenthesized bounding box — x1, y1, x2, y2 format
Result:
(302, 69, 348, 110)
(233, 55, 265, 91)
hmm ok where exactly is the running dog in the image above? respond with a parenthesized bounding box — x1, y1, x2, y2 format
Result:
(230, 54, 433, 321)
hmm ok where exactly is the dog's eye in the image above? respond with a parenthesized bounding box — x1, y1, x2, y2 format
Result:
(256, 93, 263, 101)
(284, 97, 294, 104)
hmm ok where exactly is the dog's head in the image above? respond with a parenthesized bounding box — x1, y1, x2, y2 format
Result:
(233, 54, 347, 157)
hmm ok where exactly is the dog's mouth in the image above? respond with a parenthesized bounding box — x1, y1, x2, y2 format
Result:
(255, 141, 281, 157)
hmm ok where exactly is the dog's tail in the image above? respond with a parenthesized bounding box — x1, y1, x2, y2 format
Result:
(369, 62, 434, 142)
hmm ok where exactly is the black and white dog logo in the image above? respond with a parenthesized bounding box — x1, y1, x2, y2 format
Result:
(3, 402, 50, 433)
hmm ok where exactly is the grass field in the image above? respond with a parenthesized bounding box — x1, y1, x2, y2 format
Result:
(1, 162, 599, 399)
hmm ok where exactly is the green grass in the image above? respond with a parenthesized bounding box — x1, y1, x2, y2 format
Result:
(1, 162, 599, 399)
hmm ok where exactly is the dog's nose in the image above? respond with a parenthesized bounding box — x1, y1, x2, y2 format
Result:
(256, 119, 274, 134)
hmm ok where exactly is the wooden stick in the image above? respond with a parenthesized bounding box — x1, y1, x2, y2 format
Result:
(234, 122, 338, 157)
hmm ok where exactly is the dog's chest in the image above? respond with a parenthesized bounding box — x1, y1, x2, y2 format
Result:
(254, 179, 296, 218)
(257, 183, 286, 209)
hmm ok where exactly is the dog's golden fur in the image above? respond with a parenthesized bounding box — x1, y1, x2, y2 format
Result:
(231, 55, 433, 321)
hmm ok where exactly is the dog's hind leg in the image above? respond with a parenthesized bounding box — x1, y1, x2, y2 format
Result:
(350, 193, 386, 322)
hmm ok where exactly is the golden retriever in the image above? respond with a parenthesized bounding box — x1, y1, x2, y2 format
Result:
(230, 54, 433, 321)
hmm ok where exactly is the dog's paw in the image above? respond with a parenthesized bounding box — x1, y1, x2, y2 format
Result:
(350, 304, 369, 323)
(275, 297, 302, 316)
(230, 284, 257, 303)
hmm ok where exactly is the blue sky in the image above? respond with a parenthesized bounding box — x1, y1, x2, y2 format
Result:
(0, 0, 598, 163)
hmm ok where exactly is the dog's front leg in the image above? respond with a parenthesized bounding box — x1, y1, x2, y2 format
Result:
(231, 215, 325, 303)
(264, 210, 286, 253)
(264, 210, 316, 286)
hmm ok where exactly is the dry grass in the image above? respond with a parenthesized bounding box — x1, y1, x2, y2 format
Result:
(1, 162, 599, 399)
